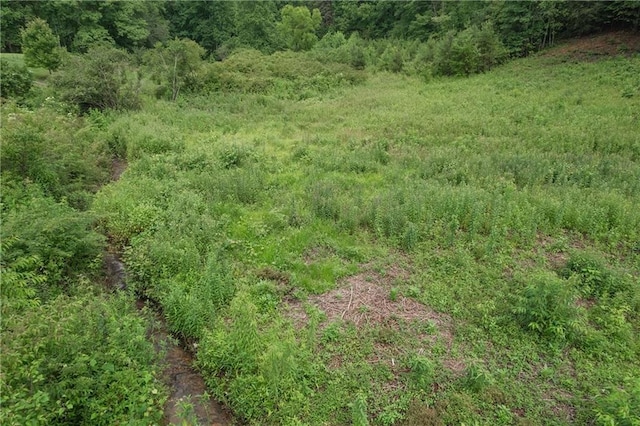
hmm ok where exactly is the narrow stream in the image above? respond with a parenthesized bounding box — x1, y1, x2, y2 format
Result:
(105, 254, 232, 425)
(104, 159, 233, 425)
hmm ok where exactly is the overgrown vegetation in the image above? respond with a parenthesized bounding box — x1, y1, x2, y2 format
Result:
(0, 103, 167, 423)
(2, 1, 639, 424)
(87, 44, 638, 424)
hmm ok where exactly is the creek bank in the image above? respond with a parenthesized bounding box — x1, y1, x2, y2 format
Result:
(102, 159, 233, 425)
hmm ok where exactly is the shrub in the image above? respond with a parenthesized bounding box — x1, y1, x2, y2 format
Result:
(380, 44, 405, 73)
(1, 188, 105, 297)
(406, 355, 434, 392)
(512, 272, 579, 341)
(1, 105, 110, 206)
(20, 18, 62, 72)
(277, 5, 322, 51)
(594, 377, 640, 426)
(143, 38, 205, 101)
(201, 49, 365, 98)
(52, 45, 141, 112)
(563, 251, 630, 298)
(0, 292, 166, 425)
(348, 34, 367, 70)
(0, 59, 32, 98)
(433, 24, 506, 76)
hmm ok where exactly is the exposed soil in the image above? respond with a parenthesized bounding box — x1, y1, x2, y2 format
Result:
(285, 262, 465, 375)
(541, 30, 640, 61)
(111, 157, 128, 181)
(287, 264, 437, 327)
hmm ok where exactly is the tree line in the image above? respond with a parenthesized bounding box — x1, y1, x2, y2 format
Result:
(3, 0, 639, 57)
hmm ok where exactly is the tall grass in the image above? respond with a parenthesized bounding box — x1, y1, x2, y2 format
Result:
(92, 51, 640, 424)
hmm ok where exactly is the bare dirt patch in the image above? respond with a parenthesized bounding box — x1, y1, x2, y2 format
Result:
(288, 264, 442, 327)
(111, 157, 128, 181)
(286, 262, 465, 375)
(541, 31, 640, 62)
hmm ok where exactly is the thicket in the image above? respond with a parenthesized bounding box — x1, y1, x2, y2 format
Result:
(0, 104, 167, 424)
(2, 2, 639, 425)
(198, 49, 365, 98)
(52, 45, 141, 113)
(0, 59, 32, 99)
(310, 23, 507, 78)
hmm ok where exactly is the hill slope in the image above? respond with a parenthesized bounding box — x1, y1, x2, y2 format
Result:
(93, 49, 640, 425)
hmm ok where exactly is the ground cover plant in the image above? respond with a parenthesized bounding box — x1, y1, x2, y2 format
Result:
(2, 4, 639, 422)
(89, 39, 640, 424)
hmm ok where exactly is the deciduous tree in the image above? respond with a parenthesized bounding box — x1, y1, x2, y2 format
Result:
(277, 5, 322, 51)
(144, 38, 205, 101)
(21, 18, 62, 72)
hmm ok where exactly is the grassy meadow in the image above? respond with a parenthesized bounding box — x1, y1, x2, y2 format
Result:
(1, 52, 50, 81)
(3, 43, 638, 424)
(88, 50, 640, 425)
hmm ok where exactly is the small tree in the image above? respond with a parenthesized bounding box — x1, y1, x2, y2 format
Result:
(144, 38, 205, 101)
(20, 18, 62, 73)
(277, 5, 322, 51)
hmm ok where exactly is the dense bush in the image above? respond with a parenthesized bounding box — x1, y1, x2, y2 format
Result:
(563, 250, 630, 298)
(200, 49, 365, 98)
(20, 18, 62, 72)
(0, 291, 166, 425)
(52, 45, 141, 112)
(0, 59, 32, 99)
(1, 185, 105, 298)
(143, 38, 205, 101)
(512, 272, 580, 341)
(0, 105, 110, 206)
(308, 23, 506, 78)
(594, 377, 640, 426)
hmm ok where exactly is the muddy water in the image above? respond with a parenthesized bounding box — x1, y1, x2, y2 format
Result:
(104, 241, 232, 425)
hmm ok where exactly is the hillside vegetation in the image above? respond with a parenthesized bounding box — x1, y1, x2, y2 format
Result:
(2, 13, 640, 425)
(89, 50, 639, 424)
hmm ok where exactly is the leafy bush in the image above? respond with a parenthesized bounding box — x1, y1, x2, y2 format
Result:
(512, 272, 579, 341)
(351, 393, 370, 426)
(1, 105, 110, 205)
(161, 254, 234, 340)
(0, 59, 32, 98)
(20, 18, 62, 72)
(143, 38, 205, 101)
(594, 377, 640, 426)
(52, 45, 141, 112)
(406, 355, 435, 392)
(563, 250, 630, 298)
(0, 291, 166, 425)
(380, 44, 405, 73)
(461, 364, 493, 393)
(277, 5, 322, 51)
(200, 49, 365, 98)
(197, 294, 318, 423)
(1, 187, 105, 297)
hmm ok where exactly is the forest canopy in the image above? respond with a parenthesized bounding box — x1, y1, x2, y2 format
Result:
(2, 0, 639, 57)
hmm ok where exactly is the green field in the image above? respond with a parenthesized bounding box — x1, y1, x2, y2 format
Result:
(1, 52, 50, 80)
(87, 52, 640, 424)
(2, 38, 639, 424)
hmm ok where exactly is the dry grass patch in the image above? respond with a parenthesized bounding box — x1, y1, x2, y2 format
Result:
(286, 262, 468, 375)
(288, 263, 444, 327)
